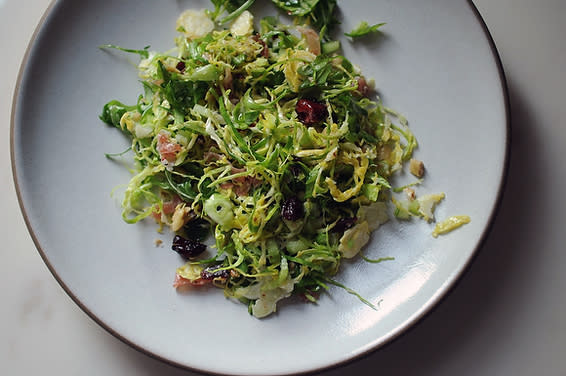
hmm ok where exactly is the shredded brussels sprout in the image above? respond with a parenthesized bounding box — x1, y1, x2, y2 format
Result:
(99, 1, 462, 318)
(432, 215, 471, 238)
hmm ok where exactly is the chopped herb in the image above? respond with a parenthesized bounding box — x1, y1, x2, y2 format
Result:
(345, 21, 386, 38)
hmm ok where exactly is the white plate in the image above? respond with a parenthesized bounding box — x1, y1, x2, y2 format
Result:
(11, 0, 508, 375)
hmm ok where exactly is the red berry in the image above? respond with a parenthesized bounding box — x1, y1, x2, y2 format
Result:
(295, 99, 328, 125)
(172, 235, 206, 259)
(281, 197, 304, 221)
(333, 217, 357, 232)
(176, 61, 186, 72)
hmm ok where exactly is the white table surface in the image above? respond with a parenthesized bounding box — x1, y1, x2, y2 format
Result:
(2, 0, 565, 375)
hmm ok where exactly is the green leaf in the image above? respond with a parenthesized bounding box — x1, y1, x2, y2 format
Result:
(218, 0, 255, 24)
(344, 21, 385, 38)
(304, 165, 321, 198)
(271, 0, 338, 40)
(198, 177, 216, 199)
(165, 170, 198, 201)
(99, 100, 136, 128)
(163, 80, 209, 114)
(308, 0, 338, 37)
(271, 0, 320, 16)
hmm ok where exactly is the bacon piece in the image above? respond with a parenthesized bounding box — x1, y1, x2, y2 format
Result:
(173, 274, 209, 288)
(163, 196, 183, 214)
(233, 176, 262, 196)
(218, 170, 262, 197)
(252, 34, 269, 58)
(157, 132, 182, 163)
(297, 26, 321, 56)
(152, 195, 183, 220)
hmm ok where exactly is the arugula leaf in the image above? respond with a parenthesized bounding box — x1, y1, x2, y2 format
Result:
(163, 80, 209, 114)
(219, 0, 250, 13)
(271, 0, 320, 16)
(211, 0, 255, 24)
(304, 165, 321, 198)
(344, 21, 385, 38)
(218, 0, 255, 24)
(198, 177, 216, 199)
(308, 0, 338, 35)
(157, 60, 211, 114)
(165, 170, 198, 201)
(210, 0, 243, 18)
(271, 0, 338, 40)
(99, 100, 137, 128)
(298, 54, 351, 92)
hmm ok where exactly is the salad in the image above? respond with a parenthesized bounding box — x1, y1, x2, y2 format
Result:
(100, 0, 465, 318)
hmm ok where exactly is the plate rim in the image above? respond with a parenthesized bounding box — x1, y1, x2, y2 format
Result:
(10, 1, 511, 375)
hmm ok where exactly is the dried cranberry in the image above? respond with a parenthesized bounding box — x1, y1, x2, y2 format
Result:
(201, 265, 230, 280)
(176, 61, 186, 72)
(333, 217, 357, 232)
(295, 99, 328, 125)
(281, 197, 304, 221)
(172, 235, 206, 259)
